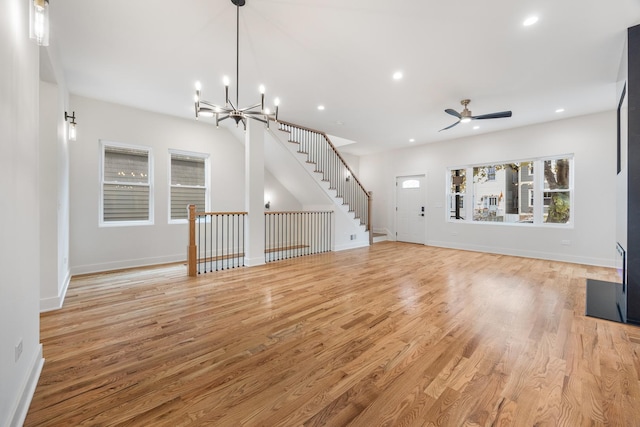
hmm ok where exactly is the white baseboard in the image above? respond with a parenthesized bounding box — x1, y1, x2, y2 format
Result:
(244, 256, 266, 267)
(71, 254, 186, 276)
(426, 240, 615, 268)
(10, 344, 44, 427)
(40, 270, 71, 312)
(334, 240, 369, 252)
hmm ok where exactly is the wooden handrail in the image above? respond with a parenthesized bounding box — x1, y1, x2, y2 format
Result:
(265, 210, 333, 215)
(275, 119, 370, 200)
(193, 211, 248, 216)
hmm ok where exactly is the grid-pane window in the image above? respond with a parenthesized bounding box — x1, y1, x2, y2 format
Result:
(170, 151, 208, 220)
(543, 158, 572, 224)
(101, 143, 152, 224)
(448, 169, 466, 220)
(448, 156, 572, 226)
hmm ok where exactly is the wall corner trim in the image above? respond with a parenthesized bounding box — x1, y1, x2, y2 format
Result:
(40, 270, 71, 312)
(9, 345, 44, 427)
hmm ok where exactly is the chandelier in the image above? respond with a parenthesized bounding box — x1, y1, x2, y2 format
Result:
(194, 0, 279, 130)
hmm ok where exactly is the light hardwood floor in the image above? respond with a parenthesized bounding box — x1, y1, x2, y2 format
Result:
(25, 242, 640, 426)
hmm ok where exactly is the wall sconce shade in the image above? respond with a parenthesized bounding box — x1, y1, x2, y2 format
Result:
(29, 0, 50, 46)
(65, 111, 77, 141)
(265, 201, 271, 209)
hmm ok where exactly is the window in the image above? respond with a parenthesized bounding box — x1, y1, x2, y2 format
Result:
(487, 166, 496, 181)
(542, 158, 571, 224)
(100, 141, 153, 225)
(447, 156, 572, 226)
(169, 150, 209, 221)
(472, 163, 520, 223)
(448, 169, 466, 220)
(402, 179, 420, 189)
(528, 189, 534, 208)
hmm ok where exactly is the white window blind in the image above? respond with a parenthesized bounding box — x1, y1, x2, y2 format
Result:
(102, 144, 151, 223)
(170, 152, 207, 220)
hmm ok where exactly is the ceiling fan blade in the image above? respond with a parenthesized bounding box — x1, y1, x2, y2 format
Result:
(472, 111, 512, 120)
(445, 109, 462, 119)
(439, 121, 460, 132)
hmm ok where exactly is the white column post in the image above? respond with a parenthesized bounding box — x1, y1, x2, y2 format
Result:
(244, 120, 266, 266)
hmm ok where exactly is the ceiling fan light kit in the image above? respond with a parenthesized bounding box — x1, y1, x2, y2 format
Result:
(440, 99, 512, 131)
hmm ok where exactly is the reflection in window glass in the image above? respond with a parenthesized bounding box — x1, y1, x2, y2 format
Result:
(101, 143, 152, 224)
(448, 157, 571, 226)
(170, 152, 208, 221)
(473, 164, 523, 223)
(543, 158, 571, 223)
(449, 169, 465, 220)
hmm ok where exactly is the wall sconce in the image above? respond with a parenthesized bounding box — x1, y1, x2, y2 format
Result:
(64, 111, 77, 141)
(346, 174, 351, 182)
(29, 0, 50, 46)
(264, 201, 271, 210)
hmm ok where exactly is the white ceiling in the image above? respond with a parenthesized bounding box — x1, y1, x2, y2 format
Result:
(48, 0, 640, 156)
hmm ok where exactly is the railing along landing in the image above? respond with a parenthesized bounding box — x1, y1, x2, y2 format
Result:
(265, 211, 333, 263)
(276, 121, 372, 244)
(188, 205, 246, 276)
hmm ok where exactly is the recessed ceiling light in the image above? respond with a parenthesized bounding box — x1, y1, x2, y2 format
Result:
(317, 105, 325, 111)
(555, 108, 565, 113)
(409, 138, 415, 143)
(523, 16, 539, 26)
(473, 126, 480, 130)
(393, 71, 403, 80)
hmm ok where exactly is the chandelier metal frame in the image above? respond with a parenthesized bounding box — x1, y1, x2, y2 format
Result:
(194, 0, 279, 130)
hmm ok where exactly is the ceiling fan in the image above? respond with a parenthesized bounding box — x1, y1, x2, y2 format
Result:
(439, 99, 512, 131)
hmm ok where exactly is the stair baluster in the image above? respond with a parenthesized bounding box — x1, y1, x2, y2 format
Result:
(276, 120, 370, 232)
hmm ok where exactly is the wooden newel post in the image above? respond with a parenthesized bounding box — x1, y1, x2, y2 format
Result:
(368, 191, 373, 246)
(187, 204, 197, 277)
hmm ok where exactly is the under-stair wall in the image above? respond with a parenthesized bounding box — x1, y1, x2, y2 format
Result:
(266, 121, 371, 250)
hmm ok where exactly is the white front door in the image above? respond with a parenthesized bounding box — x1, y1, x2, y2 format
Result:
(396, 175, 426, 244)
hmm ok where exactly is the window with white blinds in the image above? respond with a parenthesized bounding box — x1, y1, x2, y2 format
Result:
(169, 151, 208, 221)
(100, 142, 153, 225)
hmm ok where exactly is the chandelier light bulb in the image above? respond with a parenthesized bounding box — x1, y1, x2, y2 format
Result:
(190, 0, 282, 130)
(274, 98, 280, 106)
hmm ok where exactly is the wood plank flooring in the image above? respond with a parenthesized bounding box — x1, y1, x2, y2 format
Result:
(25, 242, 640, 426)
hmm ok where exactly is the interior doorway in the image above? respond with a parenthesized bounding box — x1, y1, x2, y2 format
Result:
(396, 175, 426, 244)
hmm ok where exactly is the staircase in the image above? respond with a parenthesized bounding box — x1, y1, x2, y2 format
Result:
(275, 120, 371, 240)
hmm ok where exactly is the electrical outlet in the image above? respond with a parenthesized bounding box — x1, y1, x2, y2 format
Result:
(15, 338, 23, 362)
(561, 240, 571, 246)
(350, 234, 357, 240)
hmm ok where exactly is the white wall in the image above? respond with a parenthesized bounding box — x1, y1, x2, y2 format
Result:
(267, 126, 370, 251)
(360, 111, 617, 267)
(264, 168, 303, 211)
(0, 0, 44, 424)
(69, 96, 302, 274)
(39, 80, 71, 312)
